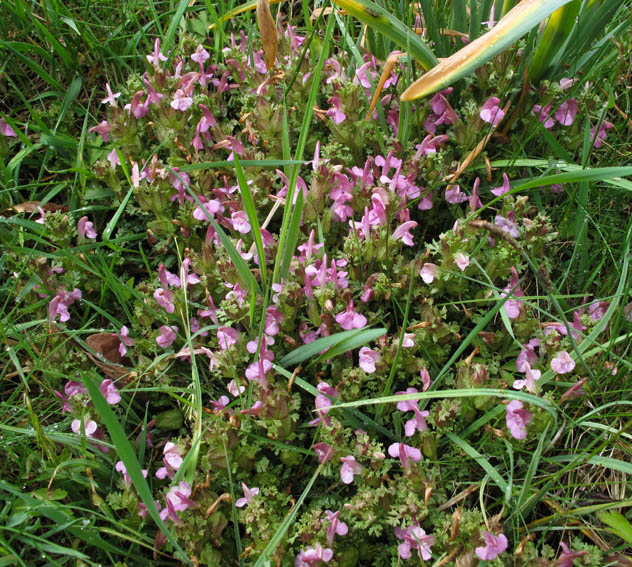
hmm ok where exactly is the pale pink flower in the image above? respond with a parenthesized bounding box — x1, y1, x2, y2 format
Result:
(146, 38, 168, 66)
(506, 400, 532, 439)
(420, 263, 439, 284)
(420, 367, 432, 391)
(445, 185, 468, 204)
(392, 221, 417, 246)
(153, 288, 175, 313)
(551, 350, 575, 374)
(395, 525, 434, 561)
(555, 99, 578, 126)
(217, 326, 240, 350)
(454, 253, 470, 271)
(71, 417, 98, 437)
(88, 120, 110, 142)
(480, 97, 505, 126)
(101, 83, 121, 106)
(340, 456, 363, 484)
(491, 173, 511, 197)
(156, 325, 178, 348)
(77, 216, 97, 239)
(533, 104, 555, 129)
(99, 379, 121, 405)
(388, 442, 422, 467)
(235, 482, 259, 507)
(0, 118, 17, 138)
(402, 333, 416, 347)
(495, 213, 520, 238)
(170, 89, 193, 111)
(115, 461, 147, 485)
(295, 543, 333, 567)
(512, 362, 541, 394)
(475, 531, 508, 560)
(335, 301, 367, 330)
(156, 441, 183, 479)
(313, 442, 334, 464)
(49, 288, 82, 322)
(231, 210, 251, 234)
(590, 120, 613, 148)
(516, 338, 540, 372)
(359, 347, 380, 373)
(324, 510, 348, 545)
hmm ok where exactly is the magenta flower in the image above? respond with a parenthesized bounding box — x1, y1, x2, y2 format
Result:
(445, 185, 468, 204)
(339, 456, 363, 484)
(480, 97, 505, 126)
(295, 543, 333, 567)
(88, 120, 110, 142)
(231, 210, 251, 234)
(475, 530, 508, 560)
(590, 120, 614, 148)
(99, 379, 121, 405)
(49, 288, 82, 322)
(0, 118, 17, 138)
(160, 481, 194, 524)
(395, 525, 434, 561)
(516, 338, 540, 372)
(55, 380, 87, 412)
(551, 350, 575, 374)
(313, 442, 334, 464)
(555, 99, 579, 126)
(454, 253, 470, 271)
(491, 173, 512, 197)
(77, 216, 97, 239)
(419, 263, 439, 284)
(388, 442, 422, 467)
(506, 400, 532, 439)
(310, 382, 339, 427)
(335, 301, 367, 330)
(512, 362, 541, 394)
(156, 441, 183, 479)
(118, 325, 134, 356)
(359, 347, 380, 373)
(156, 325, 178, 348)
(326, 94, 346, 124)
(217, 326, 240, 350)
(235, 482, 259, 508)
(324, 510, 348, 545)
(392, 221, 418, 246)
(532, 104, 555, 129)
(557, 542, 587, 566)
(153, 288, 175, 314)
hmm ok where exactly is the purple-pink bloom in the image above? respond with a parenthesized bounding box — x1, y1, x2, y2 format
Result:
(516, 338, 540, 372)
(313, 442, 334, 464)
(419, 263, 439, 284)
(77, 216, 97, 239)
(590, 120, 614, 148)
(475, 531, 508, 560)
(506, 400, 532, 439)
(392, 221, 417, 246)
(533, 104, 555, 129)
(557, 542, 587, 567)
(170, 89, 193, 111)
(555, 99, 579, 126)
(454, 253, 470, 271)
(445, 185, 468, 204)
(0, 118, 17, 138)
(146, 38, 168, 66)
(156, 325, 178, 348)
(116, 461, 147, 486)
(156, 442, 183, 480)
(295, 543, 333, 567)
(388, 442, 422, 467)
(88, 120, 110, 142)
(335, 301, 367, 330)
(420, 367, 432, 391)
(154, 288, 175, 313)
(339, 456, 363, 484)
(491, 173, 511, 197)
(118, 325, 134, 356)
(480, 97, 505, 126)
(217, 326, 240, 350)
(324, 510, 348, 545)
(235, 482, 259, 508)
(99, 379, 121, 405)
(358, 347, 380, 373)
(101, 83, 121, 106)
(326, 94, 346, 124)
(551, 350, 575, 374)
(71, 416, 98, 437)
(495, 213, 520, 238)
(49, 288, 82, 322)
(512, 362, 541, 394)
(395, 525, 434, 561)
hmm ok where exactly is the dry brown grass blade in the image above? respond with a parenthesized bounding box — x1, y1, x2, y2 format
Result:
(257, 0, 277, 71)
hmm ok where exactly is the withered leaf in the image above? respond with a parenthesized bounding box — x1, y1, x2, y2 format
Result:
(85, 333, 132, 380)
(256, 0, 277, 71)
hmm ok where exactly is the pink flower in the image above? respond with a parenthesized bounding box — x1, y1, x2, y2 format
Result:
(512, 362, 541, 394)
(156, 442, 183, 479)
(118, 325, 134, 356)
(309, 382, 339, 427)
(154, 288, 175, 313)
(445, 185, 468, 204)
(49, 288, 82, 322)
(475, 531, 508, 560)
(491, 173, 512, 197)
(590, 120, 613, 148)
(191, 44, 209, 64)
(533, 104, 555, 129)
(313, 442, 334, 464)
(217, 326, 240, 350)
(88, 120, 110, 142)
(0, 118, 17, 138)
(516, 338, 540, 372)
(235, 482, 259, 507)
(115, 461, 147, 486)
(454, 253, 470, 271)
(101, 83, 121, 106)
(495, 214, 520, 238)
(156, 325, 178, 348)
(359, 347, 380, 373)
(71, 417, 98, 437)
(171, 89, 193, 111)
(506, 400, 532, 439)
(551, 350, 575, 374)
(326, 94, 346, 124)
(99, 379, 121, 405)
(555, 99, 578, 126)
(392, 221, 417, 246)
(146, 38, 168, 66)
(324, 510, 348, 545)
(77, 216, 97, 239)
(420, 263, 439, 284)
(295, 543, 333, 567)
(339, 456, 363, 484)
(480, 97, 505, 126)
(557, 542, 587, 566)
(402, 333, 416, 347)
(335, 301, 367, 330)
(420, 367, 432, 391)
(388, 442, 422, 467)
(395, 525, 434, 561)
(231, 210, 251, 234)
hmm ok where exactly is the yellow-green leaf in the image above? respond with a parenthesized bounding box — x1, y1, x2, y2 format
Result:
(401, 0, 575, 101)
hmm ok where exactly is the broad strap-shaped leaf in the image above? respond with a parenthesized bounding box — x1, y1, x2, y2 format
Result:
(401, 0, 575, 101)
(333, 0, 438, 70)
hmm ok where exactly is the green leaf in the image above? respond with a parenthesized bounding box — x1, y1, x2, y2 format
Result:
(333, 0, 437, 70)
(279, 328, 387, 367)
(597, 511, 632, 545)
(402, 0, 575, 100)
